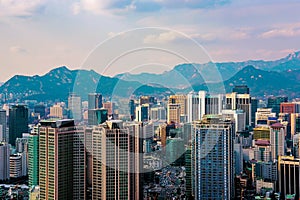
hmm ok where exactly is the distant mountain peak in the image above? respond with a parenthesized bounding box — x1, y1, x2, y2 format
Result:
(239, 65, 257, 72)
(285, 51, 300, 61)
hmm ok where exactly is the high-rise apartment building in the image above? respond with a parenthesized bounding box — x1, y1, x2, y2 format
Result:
(192, 115, 235, 199)
(9, 105, 28, 146)
(28, 127, 39, 188)
(92, 120, 143, 200)
(10, 154, 23, 178)
(39, 119, 85, 200)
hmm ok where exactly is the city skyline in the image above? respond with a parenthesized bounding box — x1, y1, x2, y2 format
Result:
(0, 0, 300, 82)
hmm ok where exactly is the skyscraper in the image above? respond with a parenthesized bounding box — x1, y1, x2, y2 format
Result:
(68, 93, 82, 121)
(166, 137, 185, 166)
(192, 115, 235, 199)
(135, 104, 149, 122)
(88, 108, 108, 125)
(270, 123, 285, 160)
(226, 92, 251, 126)
(34, 104, 46, 119)
(167, 104, 180, 124)
(129, 99, 136, 120)
(278, 156, 300, 199)
(251, 97, 258, 127)
(280, 102, 300, 114)
(39, 119, 85, 200)
(199, 91, 224, 120)
(9, 154, 23, 178)
(150, 106, 166, 121)
(92, 120, 143, 200)
(255, 108, 276, 126)
(187, 92, 200, 123)
(0, 110, 7, 142)
(28, 127, 39, 188)
(0, 142, 10, 181)
(267, 96, 288, 116)
(9, 105, 28, 146)
(185, 146, 192, 199)
(88, 93, 103, 109)
(291, 113, 300, 139)
(49, 104, 64, 119)
(168, 94, 187, 117)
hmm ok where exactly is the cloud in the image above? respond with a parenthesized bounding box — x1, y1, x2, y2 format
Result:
(260, 23, 300, 39)
(0, 0, 47, 17)
(143, 31, 184, 44)
(9, 46, 27, 54)
(156, 0, 231, 9)
(190, 28, 250, 42)
(71, 0, 132, 15)
(71, 0, 231, 15)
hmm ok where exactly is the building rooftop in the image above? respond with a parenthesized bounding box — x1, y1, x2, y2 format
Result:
(271, 122, 283, 128)
(255, 140, 270, 146)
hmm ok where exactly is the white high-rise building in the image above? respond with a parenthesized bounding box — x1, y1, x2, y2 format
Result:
(150, 107, 166, 121)
(255, 108, 276, 126)
(92, 120, 143, 200)
(222, 109, 246, 132)
(199, 91, 224, 120)
(226, 92, 251, 126)
(270, 123, 285, 160)
(10, 154, 22, 178)
(187, 92, 200, 123)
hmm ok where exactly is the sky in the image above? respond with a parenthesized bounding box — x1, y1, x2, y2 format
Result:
(0, 0, 300, 82)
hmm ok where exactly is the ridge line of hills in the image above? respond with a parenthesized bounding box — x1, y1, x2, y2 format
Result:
(1, 51, 300, 101)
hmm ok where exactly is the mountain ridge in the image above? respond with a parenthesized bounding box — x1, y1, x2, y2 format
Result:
(2, 51, 300, 101)
(115, 51, 300, 88)
(0, 66, 173, 102)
